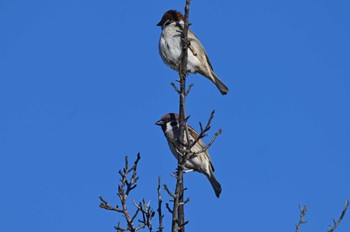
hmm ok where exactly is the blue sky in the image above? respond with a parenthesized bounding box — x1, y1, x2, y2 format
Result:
(1, 0, 349, 231)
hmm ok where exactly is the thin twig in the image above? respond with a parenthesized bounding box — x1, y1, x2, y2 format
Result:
(171, 111, 220, 164)
(178, 221, 189, 231)
(100, 154, 152, 232)
(99, 196, 124, 213)
(183, 111, 217, 159)
(132, 200, 154, 232)
(164, 184, 176, 199)
(191, 129, 222, 156)
(130, 202, 142, 226)
(166, 203, 173, 214)
(185, 84, 194, 96)
(328, 200, 349, 232)
(295, 205, 308, 232)
(187, 110, 215, 150)
(171, 82, 180, 94)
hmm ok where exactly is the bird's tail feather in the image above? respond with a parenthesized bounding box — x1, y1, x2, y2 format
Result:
(208, 174, 222, 198)
(212, 71, 229, 95)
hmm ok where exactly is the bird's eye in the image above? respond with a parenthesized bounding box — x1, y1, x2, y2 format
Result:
(170, 121, 178, 126)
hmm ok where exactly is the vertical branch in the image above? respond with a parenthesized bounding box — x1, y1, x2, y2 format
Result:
(172, 1, 192, 232)
(157, 176, 164, 232)
(171, 174, 182, 232)
(178, 1, 192, 144)
(178, 0, 191, 137)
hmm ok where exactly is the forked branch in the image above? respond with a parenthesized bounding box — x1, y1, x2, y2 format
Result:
(99, 154, 156, 232)
(294, 201, 349, 232)
(328, 200, 349, 232)
(295, 205, 308, 232)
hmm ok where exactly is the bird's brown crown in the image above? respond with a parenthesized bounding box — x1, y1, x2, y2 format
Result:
(160, 113, 179, 123)
(157, 10, 184, 27)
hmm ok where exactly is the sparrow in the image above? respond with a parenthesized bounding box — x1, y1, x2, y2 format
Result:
(155, 113, 222, 198)
(157, 10, 229, 95)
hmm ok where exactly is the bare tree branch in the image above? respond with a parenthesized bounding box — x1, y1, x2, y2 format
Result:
(178, 221, 189, 231)
(188, 110, 215, 150)
(171, 82, 180, 94)
(99, 196, 124, 213)
(185, 84, 194, 96)
(157, 176, 164, 232)
(166, 203, 173, 214)
(171, 0, 192, 224)
(173, 2, 192, 230)
(100, 154, 155, 232)
(171, 166, 186, 232)
(295, 205, 308, 232)
(164, 184, 176, 199)
(328, 200, 349, 232)
(191, 128, 222, 157)
(169, 2, 224, 231)
(168, 111, 221, 164)
(133, 200, 155, 232)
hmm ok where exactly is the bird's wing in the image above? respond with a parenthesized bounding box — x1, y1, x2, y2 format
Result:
(187, 125, 205, 147)
(187, 125, 215, 172)
(188, 29, 214, 70)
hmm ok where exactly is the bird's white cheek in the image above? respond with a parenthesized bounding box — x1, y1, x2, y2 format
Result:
(164, 123, 175, 140)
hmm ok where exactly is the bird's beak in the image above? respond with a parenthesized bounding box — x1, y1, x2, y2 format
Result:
(155, 120, 164, 126)
(156, 21, 162, 27)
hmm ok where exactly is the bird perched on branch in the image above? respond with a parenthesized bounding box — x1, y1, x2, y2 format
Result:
(155, 113, 222, 198)
(157, 10, 229, 95)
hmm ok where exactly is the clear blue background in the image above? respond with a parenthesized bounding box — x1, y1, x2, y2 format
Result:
(1, 0, 349, 231)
